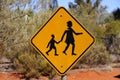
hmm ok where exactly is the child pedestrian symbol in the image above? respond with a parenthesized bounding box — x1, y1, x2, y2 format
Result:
(46, 34, 59, 56)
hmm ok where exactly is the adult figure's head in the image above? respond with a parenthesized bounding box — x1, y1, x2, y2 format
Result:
(51, 34, 55, 38)
(67, 21, 72, 28)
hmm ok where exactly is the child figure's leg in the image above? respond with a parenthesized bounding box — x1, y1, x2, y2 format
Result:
(46, 47, 52, 55)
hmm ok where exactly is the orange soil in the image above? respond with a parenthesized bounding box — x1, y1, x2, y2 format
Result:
(0, 68, 119, 80)
(67, 68, 120, 80)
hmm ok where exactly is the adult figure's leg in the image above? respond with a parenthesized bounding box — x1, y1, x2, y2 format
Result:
(46, 47, 52, 55)
(72, 43, 76, 55)
(54, 47, 58, 56)
(63, 43, 70, 55)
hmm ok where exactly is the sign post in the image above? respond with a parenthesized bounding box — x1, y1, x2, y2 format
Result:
(61, 75, 67, 80)
(31, 7, 95, 75)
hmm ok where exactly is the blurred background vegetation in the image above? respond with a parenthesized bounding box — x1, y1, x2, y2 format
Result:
(0, 0, 120, 79)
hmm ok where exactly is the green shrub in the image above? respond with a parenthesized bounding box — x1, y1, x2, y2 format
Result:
(104, 21, 120, 55)
(0, 9, 56, 79)
(13, 49, 56, 79)
(105, 21, 120, 35)
(79, 43, 111, 65)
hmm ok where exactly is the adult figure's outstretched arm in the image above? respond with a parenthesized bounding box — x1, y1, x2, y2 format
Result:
(72, 29, 83, 35)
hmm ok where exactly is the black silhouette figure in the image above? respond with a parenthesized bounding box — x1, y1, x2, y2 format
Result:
(59, 21, 83, 55)
(46, 34, 59, 56)
(115, 75, 120, 79)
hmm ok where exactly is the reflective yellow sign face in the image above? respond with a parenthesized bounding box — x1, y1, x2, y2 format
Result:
(31, 7, 95, 75)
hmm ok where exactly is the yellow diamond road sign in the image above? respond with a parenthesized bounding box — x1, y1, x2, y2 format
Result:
(31, 7, 95, 75)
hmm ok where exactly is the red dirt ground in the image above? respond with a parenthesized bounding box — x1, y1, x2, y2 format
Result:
(0, 68, 120, 80)
(67, 68, 120, 80)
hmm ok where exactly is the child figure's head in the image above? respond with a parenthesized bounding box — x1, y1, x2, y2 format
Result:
(51, 34, 55, 38)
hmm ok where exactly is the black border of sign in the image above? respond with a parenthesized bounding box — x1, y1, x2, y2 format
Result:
(30, 7, 95, 75)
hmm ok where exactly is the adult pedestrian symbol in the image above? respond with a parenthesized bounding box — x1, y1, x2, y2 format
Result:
(31, 7, 95, 75)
